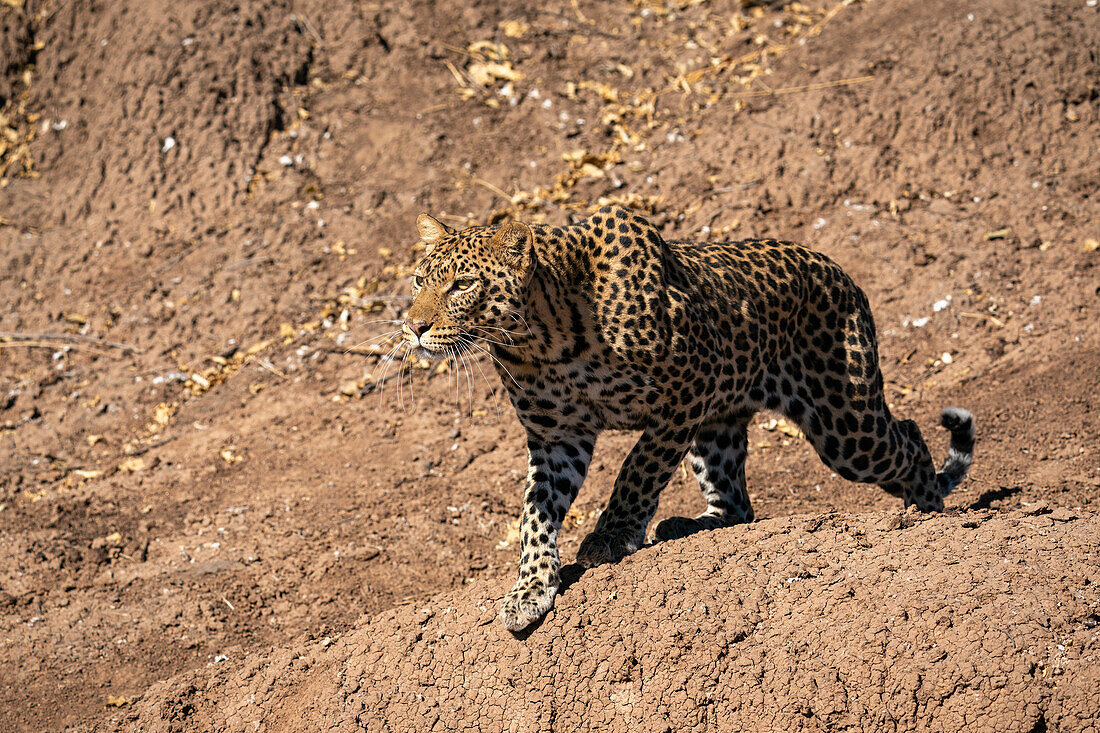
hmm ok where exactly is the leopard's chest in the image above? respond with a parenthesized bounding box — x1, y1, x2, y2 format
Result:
(522, 349, 657, 430)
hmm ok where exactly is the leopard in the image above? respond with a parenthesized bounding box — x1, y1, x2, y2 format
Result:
(401, 205, 975, 632)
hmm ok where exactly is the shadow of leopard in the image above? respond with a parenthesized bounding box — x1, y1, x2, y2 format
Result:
(401, 206, 975, 632)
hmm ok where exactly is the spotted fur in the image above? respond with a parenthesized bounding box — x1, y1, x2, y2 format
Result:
(403, 206, 976, 631)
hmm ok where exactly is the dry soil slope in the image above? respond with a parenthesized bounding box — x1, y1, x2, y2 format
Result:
(118, 507, 1100, 732)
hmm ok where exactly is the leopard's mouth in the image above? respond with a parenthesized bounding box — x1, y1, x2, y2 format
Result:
(406, 340, 456, 362)
(417, 345, 448, 359)
(403, 327, 457, 354)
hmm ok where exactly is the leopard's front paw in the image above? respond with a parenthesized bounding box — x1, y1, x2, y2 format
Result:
(655, 515, 735, 541)
(576, 529, 643, 568)
(654, 515, 701, 541)
(498, 580, 558, 632)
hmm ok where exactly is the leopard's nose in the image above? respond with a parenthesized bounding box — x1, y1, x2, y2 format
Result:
(405, 320, 431, 337)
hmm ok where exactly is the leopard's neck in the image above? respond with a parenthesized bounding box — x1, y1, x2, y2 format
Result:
(495, 208, 674, 369)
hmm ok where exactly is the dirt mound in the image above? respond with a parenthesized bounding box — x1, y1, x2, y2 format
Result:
(114, 508, 1099, 732)
(2, 0, 1099, 729)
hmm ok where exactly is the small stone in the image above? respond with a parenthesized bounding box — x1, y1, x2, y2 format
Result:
(1049, 507, 1078, 522)
(1021, 501, 1050, 516)
(875, 513, 904, 531)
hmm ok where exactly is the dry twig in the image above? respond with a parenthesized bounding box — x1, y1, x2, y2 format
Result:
(0, 332, 141, 354)
(733, 76, 874, 97)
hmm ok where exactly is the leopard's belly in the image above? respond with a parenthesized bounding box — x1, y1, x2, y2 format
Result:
(511, 352, 662, 432)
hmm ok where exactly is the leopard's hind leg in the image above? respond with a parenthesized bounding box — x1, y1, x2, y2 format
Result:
(783, 370, 974, 512)
(777, 287, 977, 511)
(654, 416, 755, 541)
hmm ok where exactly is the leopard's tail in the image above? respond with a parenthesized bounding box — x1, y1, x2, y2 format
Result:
(937, 407, 975, 495)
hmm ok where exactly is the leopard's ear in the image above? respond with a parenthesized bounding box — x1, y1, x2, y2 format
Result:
(490, 220, 535, 280)
(416, 213, 453, 254)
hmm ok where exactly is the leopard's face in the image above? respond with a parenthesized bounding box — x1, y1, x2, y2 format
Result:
(403, 215, 534, 358)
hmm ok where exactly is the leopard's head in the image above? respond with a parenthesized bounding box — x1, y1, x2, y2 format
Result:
(402, 214, 535, 358)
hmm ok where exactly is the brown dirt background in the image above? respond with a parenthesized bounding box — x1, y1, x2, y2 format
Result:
(0, 0, 1097, 730)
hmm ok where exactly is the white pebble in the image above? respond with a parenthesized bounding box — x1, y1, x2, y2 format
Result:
(161, 136, 176, 152)
(278, 154, 294, 166)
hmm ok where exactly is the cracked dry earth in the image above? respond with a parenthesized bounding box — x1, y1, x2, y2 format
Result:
(120, 508, 1100, 732)
(1, 0, 1098, 730)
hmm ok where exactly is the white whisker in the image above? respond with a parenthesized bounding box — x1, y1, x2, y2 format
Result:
(473, 324, 526, 338)
(460, 336, 522, 390)
(457, 345, 474, 417)
(470, 325, 531, 347)
(502, 309, 533, 335)
(464, 341, 503, 409)
(376, 340, 404, 410)
(344, 329, 402, 353)
(396, 348, 409, 413)
(468, 330, 528, 349)
(447, 345, 460, 410)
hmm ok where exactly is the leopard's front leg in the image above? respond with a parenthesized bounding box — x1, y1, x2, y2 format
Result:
(577, 421, 698, 567)
(498, 430, 595, 631)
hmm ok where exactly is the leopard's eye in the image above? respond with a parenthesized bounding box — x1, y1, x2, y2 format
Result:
(452, 277, 477, 292)
(411, 274, 422, 289)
